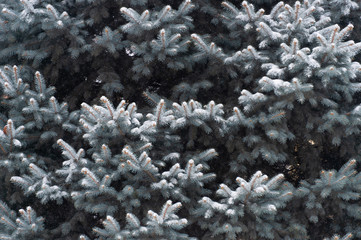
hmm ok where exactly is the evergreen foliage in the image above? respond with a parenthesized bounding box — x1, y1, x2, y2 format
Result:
(0, 0, 360, 239)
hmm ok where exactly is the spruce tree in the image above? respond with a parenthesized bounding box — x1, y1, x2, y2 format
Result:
(0, 0, 360, 239)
